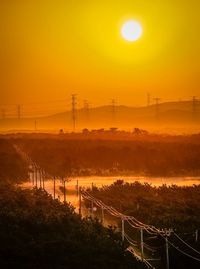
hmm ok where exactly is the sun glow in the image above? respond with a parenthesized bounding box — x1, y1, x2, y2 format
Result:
(121, 20, 142, 42)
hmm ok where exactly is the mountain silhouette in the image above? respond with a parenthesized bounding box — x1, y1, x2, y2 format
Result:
(0, 101, 199, 133)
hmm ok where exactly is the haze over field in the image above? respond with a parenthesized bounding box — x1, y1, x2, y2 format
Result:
(1, 101, 199, 133)
(1, 0, 200, 120)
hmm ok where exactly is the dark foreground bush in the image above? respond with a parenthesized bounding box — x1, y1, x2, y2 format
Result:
(0, 183, 143, 269)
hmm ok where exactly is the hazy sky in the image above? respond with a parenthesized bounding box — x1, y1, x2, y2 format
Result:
(1, 0, 200, 113)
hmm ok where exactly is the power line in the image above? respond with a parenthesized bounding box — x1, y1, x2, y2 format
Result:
(167, 240, 200, 262)
(82, 190, 200, 268)
(174, 233, 200, 255)
(191, 96, 199, 120)
(0, 99, 71, 118)
(0, 98, 68, 107)
(165, 237, 170, 269)
(81, 190, 168, 236)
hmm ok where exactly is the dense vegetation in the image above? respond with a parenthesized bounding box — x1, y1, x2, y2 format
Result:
(0, 137, 143, 268)
(1, 134, 200, 268)
(0, 139, 28, 183)
(0, 183, 143, 269)
(85, 181, 200, 269)
(16, 133, 200, 177)
(87, 181, 200, 231)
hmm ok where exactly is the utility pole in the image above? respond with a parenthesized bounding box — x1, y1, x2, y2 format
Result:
(91, 200, 94, 218)
(29, 169, 31, 183)
(63, 179, 66, 203)
(153, 98, 161, 120)
(33, 164, 36, 187)
(53, 176, 56, 199)
(165, 237, 170, 269)
(91, 182, 94, 217)
(71, 94, 77, 132)
(35, 166, 38, 188)
(39, 169, 42, 188)
(140, 228, 144, 261)
(121, 218, 125, 242)
(79, 187, 82, 215)
(42, 170, 45, 190)
(195, 229, 198, 243)
(101, 206, 105, 225)
(32, 166, 35, 185)
(76, 180, 79, 197)
(17, 105, 21, 120)
(191, 96, 198, 120)
(147, 93, 151, 107)
(34, 120, 37, 131)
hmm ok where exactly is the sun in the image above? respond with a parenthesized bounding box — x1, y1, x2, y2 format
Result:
(121, 20, 143, 42)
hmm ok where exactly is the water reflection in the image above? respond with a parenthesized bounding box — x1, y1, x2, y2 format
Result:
(21, 175, 200, 213)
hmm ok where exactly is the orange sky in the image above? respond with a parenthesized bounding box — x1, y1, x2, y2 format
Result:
(1, 0, 200, 113)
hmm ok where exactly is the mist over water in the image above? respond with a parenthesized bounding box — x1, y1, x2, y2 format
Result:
(21, 175, 200, 211)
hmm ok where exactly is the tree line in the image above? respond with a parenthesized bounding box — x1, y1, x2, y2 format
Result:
(18, 136, 200, 177)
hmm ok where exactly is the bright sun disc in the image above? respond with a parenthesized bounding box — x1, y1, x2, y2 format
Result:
(121, 20, 142, 42)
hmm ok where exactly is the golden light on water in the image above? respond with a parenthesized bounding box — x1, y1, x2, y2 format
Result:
(121, 20, 142, 41)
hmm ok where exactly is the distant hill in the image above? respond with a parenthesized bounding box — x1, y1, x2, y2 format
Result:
(0, 101, 200, 133)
